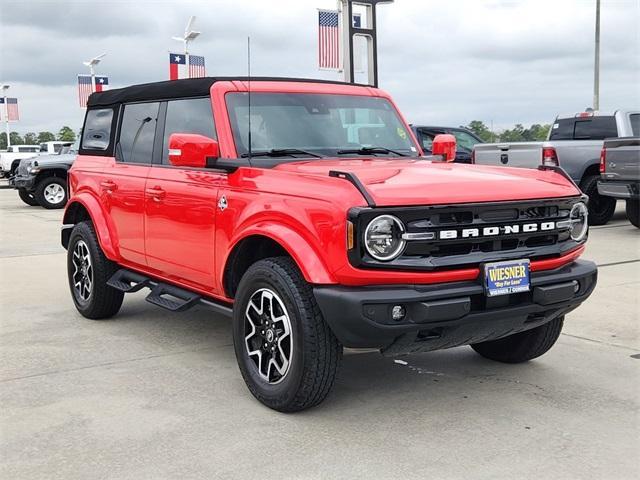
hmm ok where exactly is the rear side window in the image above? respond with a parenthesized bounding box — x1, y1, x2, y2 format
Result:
(82, 109, 114, 150)
(549, 119, 575, 140)
(161, 97, 216, 164)
(574, 117, 617, 139)
(630, 114, 640, 136)
(117, 102, 159, 164)
(549, 116, 618, 140)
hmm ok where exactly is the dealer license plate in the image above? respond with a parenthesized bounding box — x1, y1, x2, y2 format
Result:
(485, 259, 530, 297)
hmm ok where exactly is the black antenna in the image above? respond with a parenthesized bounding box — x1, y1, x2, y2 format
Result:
(247, 36, 252, 163)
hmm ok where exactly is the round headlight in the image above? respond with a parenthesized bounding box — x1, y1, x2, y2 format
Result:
(569, 202, 588, 241)
(364, 215, 406, 261)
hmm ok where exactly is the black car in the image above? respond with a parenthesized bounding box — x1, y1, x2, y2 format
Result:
(411, 125, 483, 163)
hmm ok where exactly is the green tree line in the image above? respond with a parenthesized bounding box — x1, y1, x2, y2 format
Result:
(0, 126, 76, 150)
(463, 121, 551, 143)
(2, 121, 550, 150)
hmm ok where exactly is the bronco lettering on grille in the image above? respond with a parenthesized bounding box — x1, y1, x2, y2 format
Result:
(439, 221, 556, 240)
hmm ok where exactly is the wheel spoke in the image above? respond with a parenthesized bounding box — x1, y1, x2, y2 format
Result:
(71, 240, 92, 302)
(243, 288, 293, 384)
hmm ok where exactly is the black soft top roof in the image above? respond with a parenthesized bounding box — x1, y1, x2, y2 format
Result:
(86, 77, 356, 107)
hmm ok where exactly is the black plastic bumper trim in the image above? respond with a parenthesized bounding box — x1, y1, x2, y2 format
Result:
(314, 259, 597, 353)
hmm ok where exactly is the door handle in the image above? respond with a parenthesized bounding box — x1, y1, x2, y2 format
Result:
(146, 186, 166, 202)
(100, 180, 117, 193)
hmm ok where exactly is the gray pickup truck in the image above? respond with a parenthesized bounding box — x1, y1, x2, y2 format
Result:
(598, 137, 640, 228)
(473, 110, 640, 225)
(11, 141, 77, 209)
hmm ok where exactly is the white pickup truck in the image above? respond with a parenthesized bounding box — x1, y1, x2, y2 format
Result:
(1, 141, 69, 177)
(473, 110, 640, 225)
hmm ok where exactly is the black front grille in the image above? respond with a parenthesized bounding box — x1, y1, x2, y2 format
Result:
(15, 161, 31, 176)
(349, 197, 584, 271)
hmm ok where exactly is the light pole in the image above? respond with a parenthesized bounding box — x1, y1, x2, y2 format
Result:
(83, 53, 107, 94)
(2, 85, 10, 148)
(172, 16, 201, 56)
(593, 0, 601, 111)
(339, 0, 394, 87)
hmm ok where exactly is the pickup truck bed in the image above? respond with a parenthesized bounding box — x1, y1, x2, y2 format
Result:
(472, 110, 639, 226)
(598, 137, 640, 227)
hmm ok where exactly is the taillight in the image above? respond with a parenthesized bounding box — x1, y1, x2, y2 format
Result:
(542, 147, 558, 166)
(471, 148, 476, 164)
(599, 147, 606, 173)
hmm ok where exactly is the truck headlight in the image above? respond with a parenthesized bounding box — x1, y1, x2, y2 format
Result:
(558, 202, 588, 241)
(29, 167, 40, 174)
(569, 202, 588, 241)
(364, 215, 406, 261)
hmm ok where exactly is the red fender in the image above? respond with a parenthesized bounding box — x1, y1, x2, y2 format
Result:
(224, 223, 337, 286)
(63, 193, 120, 261)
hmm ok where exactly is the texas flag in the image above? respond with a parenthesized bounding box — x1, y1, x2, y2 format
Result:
(169, 53, 188, 80)
(95, 76, 109, 92)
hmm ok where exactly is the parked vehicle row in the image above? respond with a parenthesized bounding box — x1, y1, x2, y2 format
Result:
(0, 141, 71, 178)
(61, 77, 596, 412)
(10, 141, 77, 209)
(598, 137, 640, 228)
(473, 110, 639, 225)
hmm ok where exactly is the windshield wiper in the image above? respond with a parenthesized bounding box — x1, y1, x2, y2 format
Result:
(241, 148, 323, 158)
(336, 147, 407, 157)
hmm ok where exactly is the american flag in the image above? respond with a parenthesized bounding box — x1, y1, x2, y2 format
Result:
(0, 97, 20, 121)
(77, 75, 93, 108)
(318, 10, 339, 70)
(169, 53, 187, 80)
(188, 55, 206, 78)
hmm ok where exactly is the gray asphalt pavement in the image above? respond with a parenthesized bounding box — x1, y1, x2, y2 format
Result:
(1, 187, 638, 479)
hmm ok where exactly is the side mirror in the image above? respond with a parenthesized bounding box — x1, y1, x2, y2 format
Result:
(168, 133, 219, 168)
(432, 134, 457, 162)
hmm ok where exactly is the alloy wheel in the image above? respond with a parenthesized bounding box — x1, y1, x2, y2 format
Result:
(244, 288, 293, 384)
(44, 183, 65, 204)
(72, 240, 93, 302)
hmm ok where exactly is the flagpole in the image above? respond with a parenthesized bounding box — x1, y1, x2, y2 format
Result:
(89, 63, 96, 94)
(172, 16, 200, 79)
(2, 85, 10, 148)
(83, 53, 106, 98)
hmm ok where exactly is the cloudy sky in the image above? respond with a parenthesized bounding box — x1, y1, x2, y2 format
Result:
(1, 0, 638, 135)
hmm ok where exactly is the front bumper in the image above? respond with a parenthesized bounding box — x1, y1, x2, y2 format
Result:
(598, 181, 639, 200)
(314, 259, 597, 356)
(10, 174, 36, 190)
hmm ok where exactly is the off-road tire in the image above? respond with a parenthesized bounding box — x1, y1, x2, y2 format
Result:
(580, 175, 616, 225)
(626, 199, 640, 228)
(233, 257, 342, 412)
(35, 176, 68, 209)
(67, 221, 124, 319)
(471, 317, 564, 363)
(18, 188, 39, 206)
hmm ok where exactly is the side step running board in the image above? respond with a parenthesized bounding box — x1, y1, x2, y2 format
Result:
(146, 283, 200, 312)
(107, 269, 151, 293)
(107, 269, 232, 317)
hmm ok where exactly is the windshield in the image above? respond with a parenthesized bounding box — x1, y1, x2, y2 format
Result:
(226, 93, 418, 158)
(451, 130, 481, 152)
(61, 140, 80, 155)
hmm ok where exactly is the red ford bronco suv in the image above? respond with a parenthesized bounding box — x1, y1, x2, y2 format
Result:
(63, 78, 597, 412)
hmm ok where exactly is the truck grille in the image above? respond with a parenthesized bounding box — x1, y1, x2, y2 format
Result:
(16, 160, 31, 177)
(349, 198, 583, 271)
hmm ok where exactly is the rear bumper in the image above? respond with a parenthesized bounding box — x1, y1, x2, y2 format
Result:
(314, 259, 597, 355)
(598, 181, 639, 199)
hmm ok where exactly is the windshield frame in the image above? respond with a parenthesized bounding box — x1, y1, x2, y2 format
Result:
(224, 90, 421, 160)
